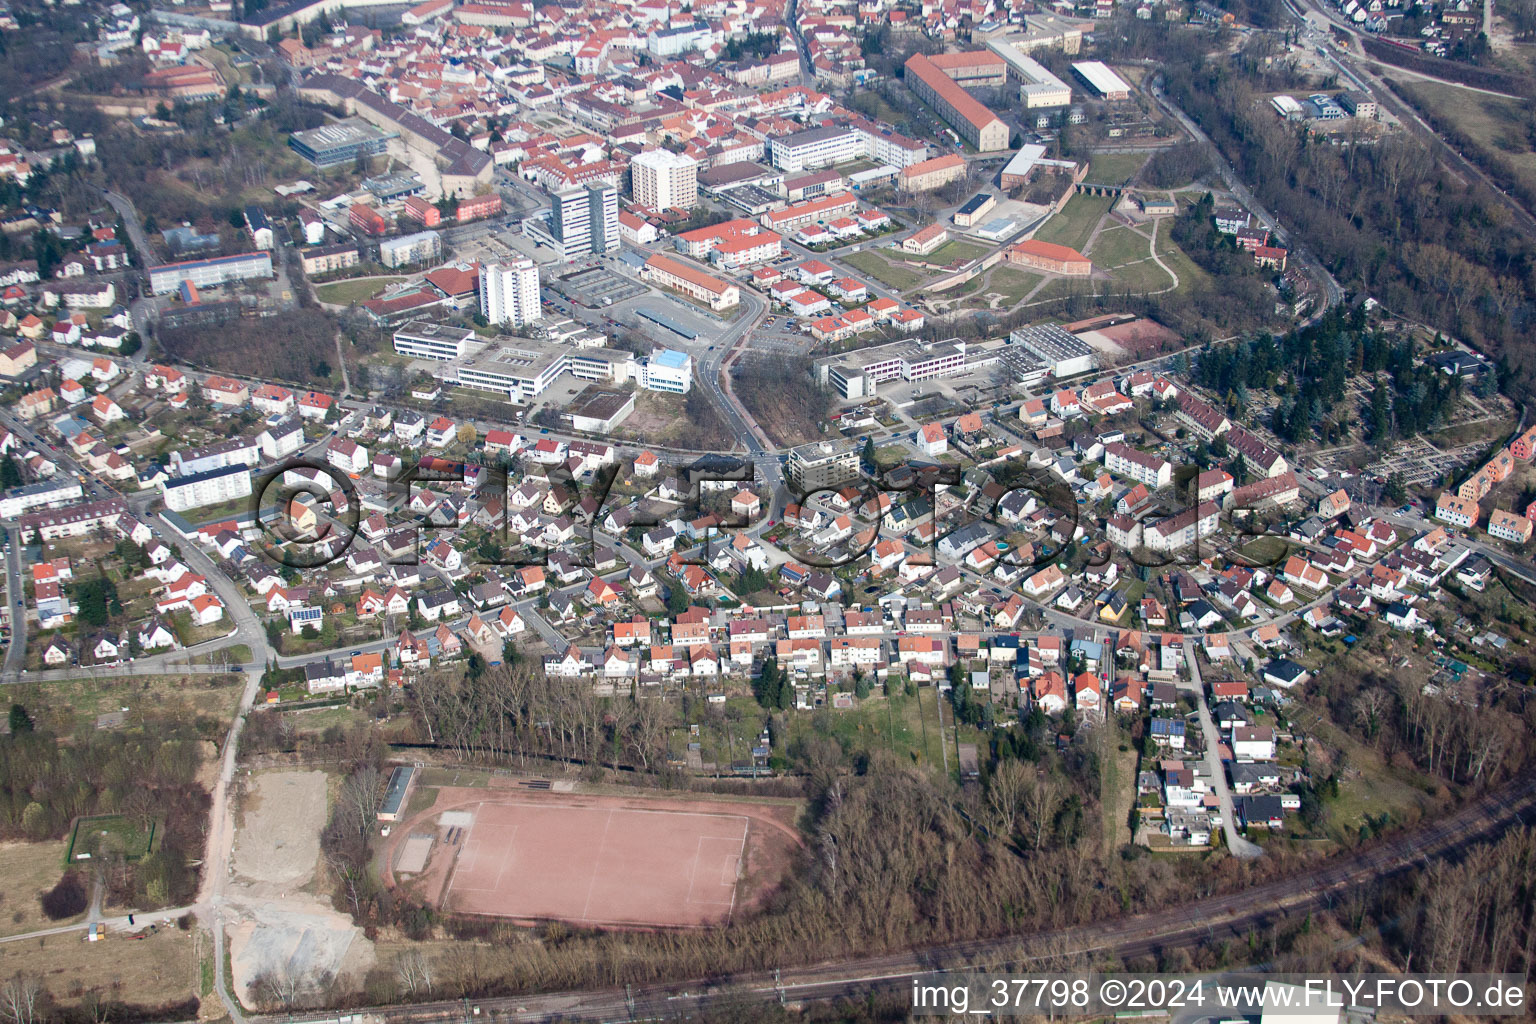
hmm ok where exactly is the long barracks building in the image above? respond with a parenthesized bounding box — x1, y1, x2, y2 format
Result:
(903, 53, 1011, 152)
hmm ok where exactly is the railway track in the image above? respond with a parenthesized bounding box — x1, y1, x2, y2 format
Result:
(260, 776, 1536, 1024)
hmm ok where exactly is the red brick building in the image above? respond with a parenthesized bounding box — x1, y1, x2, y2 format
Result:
(456, 192, 503, 222)
(349, 204, 388, 236)
(401, 196, 442, 228)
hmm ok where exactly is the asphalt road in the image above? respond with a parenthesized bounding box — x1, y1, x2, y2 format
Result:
(1185, 637, 1264, 858)
(3, 526, 24, 678)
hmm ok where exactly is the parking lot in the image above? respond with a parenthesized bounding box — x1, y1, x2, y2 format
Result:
(745, 318, 815, 357)
(554, 264, 648, 307)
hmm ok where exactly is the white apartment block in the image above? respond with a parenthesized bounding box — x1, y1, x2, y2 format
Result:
(378, 230, 442, 268)
(769, 126, 864, 172)
(1104, 442, 1171, 488)
(160, 464, 252, 512)
(393, 320, 477, 361)
(631, 149, 699, 212)
(550, 183, 619, 260)
(479, 258, 541, 328)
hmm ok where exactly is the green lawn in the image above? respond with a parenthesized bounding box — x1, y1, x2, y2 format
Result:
(192, 643, 252, 665)
(1032, 276, 1101, 303)
(782, 688, 945, 773)
(66, 814, 156, 864)
(1033, 195, 1114, 254)
(1153, 228, 1210, 294)
(980, 267, 1043, 305)
(313, 276, 405, 304)
(1108, 257, 1177, 293)
(1085, 150, 1151, 186)
(1088, 226, 1151, 268)
(1234, 535, 1294, 569)
(842, 250, 928, 291)
(927, 239, 991, 265)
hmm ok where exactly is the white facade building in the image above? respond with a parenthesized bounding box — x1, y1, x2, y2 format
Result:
(631, 149, 699, 212)
(160, 464, 252, 512)
(638, 349, 693, 394)
(479, 258, 541, 328)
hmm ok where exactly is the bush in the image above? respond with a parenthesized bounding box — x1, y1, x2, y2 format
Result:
(40, 872, 89, 920)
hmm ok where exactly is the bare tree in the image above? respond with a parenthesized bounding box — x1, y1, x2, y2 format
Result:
(1021, 772, 1062, 851)
(986, 759, 1029, 839)
(395, 949, 435, 997)
(1351, 686, 1389, 743)
(0, 975, 41, 1024)
(342, 765, 384, 843)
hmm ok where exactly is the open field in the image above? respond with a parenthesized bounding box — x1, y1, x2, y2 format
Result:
(0, 840, 78, 937)
(1088, 226, 1151, 269)
(1085, 151, 1151, 185)
(227, 770, 373, 1007)
(1032, 276, 1101, 303)
(984, 267, 1044, 304)
(1153, 227, 1208, 293)
(1391, 78, 1536, 202)
(313, 277, 406, 304)
(384, 786, 801, 928)
(233, 771, 325, 886)
(1108, 256, 1176, 293)
(12, 673, 246, 736)
(842, 250, 929, 291)
(782, 690, 945, 772)
(0, 922, 198, 1016)
(1034, 195, 1114, 254)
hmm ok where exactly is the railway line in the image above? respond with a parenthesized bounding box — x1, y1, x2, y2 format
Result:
(258, 775, 1536, 1024)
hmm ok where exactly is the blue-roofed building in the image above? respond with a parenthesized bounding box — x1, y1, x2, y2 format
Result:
(48, 414, 90, 441)
(640, 348, 693, 394)
(1071, 637, 1105, 671)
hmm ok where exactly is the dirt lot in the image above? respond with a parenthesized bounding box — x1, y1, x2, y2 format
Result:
(0, 840, 77, 938)
(382, 784, 802, 928)
(227, 770, 374, 1009)
(232, 772, 326, 886)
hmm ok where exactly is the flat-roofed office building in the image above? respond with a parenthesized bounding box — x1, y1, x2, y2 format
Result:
(289, 118, 397, 167)
(813, 338, 968, 399)
(393, 320, 477, 361)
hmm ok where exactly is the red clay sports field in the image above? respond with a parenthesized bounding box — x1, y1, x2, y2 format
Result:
(445, 799, 747, 927)
(383, 784, 801, 929)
